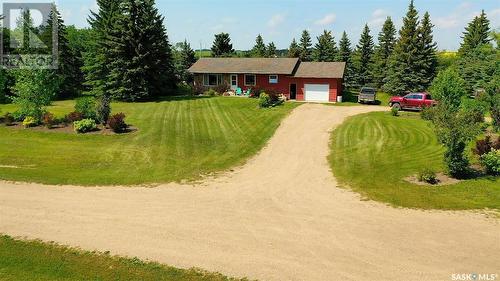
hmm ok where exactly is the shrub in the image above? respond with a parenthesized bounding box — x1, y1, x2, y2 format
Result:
(480, 149, 500, 175)
(42, 112, 55, 129)
(204, 89, 219, 97)
(96, 94, 111, 125)
(259, 92, 271, 108)
(3, 112, 15, 126)
(473, 136, 500, 156)
(22, 116, 38, 128)
(214, 83, 230, 94)
(108, 113, 128, 133)
(420, 106, 436, 121)
(417, 168, 438, 184)
(192, 84, 206, 95)
(74, 118, 97, 134)
(390, 107, 399, 117)
(65, 111, 83, 123)
(75, 97, 97, 120)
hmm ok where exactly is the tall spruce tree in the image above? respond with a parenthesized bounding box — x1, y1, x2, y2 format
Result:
(417, 12, 437, 90)
(288, 38, 300, 58)
(177, 40, 197, 82)
(339, 31, 354, 88)
(40, 6, 84, 99)
(83, 0, 121, 97)
(107, 0, 176, 101)
(383, 0, 421, 94)
(299, 30, 312, 61)
(211, 32, 234, 57)
(373, 17, 396, 88)
(266, 42, 277, 57)
(354, 24, 375, 87)
(251, 34, 266, 57)
(458, 10, 491, 55)
(313, 30, 338, 62)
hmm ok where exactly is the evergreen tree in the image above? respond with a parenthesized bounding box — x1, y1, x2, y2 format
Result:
(177, 40, 197, 82)
(373, 17, 396, 88)
(83, 0, 121, 98)
(40, 6, 84, 99)
(211, 32, 234, 57)
(313, 30, 338, 62)
(339, 31, 354, 88)
(251, 34, 266, 57)
(107, 0, 176, 101)
(383, 0, 421, 95)
(353, 24, 374, 87)
(266, 42, 277, 57)
(417, 12, 438, 90)
(288, 38, 300, 58)
(458, 10, 491, 54)
(299, 30, 312, 61)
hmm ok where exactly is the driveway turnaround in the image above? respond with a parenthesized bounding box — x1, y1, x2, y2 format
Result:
(1, 104, 499, 281)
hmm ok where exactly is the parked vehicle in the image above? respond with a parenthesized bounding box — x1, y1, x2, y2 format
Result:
(358, 87, 377, 104)
(389, 92, 436, 111)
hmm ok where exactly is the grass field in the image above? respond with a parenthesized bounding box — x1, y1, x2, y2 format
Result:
(0, 235, 242, 281)
(329, 111, 500, 210)
(0, 97, 298, 186)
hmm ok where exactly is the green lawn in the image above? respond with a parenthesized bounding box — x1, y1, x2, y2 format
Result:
(329, 111, 500, 210)
(0, 235, 244, 281)
(0, 97, 298, 186)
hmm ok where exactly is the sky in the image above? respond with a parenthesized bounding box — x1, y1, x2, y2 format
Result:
(5, 0, 500, 51)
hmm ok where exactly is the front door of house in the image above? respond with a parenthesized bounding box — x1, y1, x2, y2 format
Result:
(290, 84, 297, 100)
(230, 74, 238, 90)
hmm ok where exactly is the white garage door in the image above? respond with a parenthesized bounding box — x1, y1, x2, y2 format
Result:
(304, 84, 330, 102)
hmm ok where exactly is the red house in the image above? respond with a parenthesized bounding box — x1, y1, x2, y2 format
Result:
(188, 58, 346, 103)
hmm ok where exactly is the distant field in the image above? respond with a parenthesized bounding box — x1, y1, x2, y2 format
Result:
(0, 97, 298, 186)
(0, 235, 241, 281)
(329, 111, 500, 210)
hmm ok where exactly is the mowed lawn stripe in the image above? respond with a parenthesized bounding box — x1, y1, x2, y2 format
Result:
(329, 111, 499, 210)
(0, 97, 299, 185)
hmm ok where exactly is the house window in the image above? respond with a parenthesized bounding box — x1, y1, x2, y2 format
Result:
(203, 74, 223, 86)
(269, 75, 278, 84)
(245, 74, 256, 86)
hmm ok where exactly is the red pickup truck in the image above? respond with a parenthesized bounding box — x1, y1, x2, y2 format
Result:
(389, 93, 436, 111)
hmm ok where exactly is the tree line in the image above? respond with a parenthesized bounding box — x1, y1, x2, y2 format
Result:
(0, 0, 497, 109)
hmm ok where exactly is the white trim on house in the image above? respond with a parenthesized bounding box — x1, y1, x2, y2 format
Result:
(244, 74, 256, 86)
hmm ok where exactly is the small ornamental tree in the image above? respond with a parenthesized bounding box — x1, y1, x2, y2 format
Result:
(11, 68, 60, 120)
(430, 69, 483, 178)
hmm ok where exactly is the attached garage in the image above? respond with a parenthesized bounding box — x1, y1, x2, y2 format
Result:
(304, 84, 330, 102)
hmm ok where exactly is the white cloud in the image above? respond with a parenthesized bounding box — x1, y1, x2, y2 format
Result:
(268, 14, 285, 28)
(434, 2, 480, 29)
(314, 13, 336, 26)
(368, 9, 389, 28)
(372, 9, 388, 18)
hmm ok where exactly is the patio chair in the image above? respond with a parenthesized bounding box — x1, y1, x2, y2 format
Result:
(236, 87, 243, 96)
(244, 88, 251, 96)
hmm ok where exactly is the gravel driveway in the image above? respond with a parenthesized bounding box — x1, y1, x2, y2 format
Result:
(1, 104, 498, 281)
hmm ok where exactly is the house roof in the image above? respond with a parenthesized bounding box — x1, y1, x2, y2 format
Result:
(293, 62, 346, 78)
(188, 58, 300, 75)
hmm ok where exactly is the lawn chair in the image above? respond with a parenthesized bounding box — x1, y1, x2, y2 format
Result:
(236, 87, 243, 96)
(244, 88, 251, 96)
